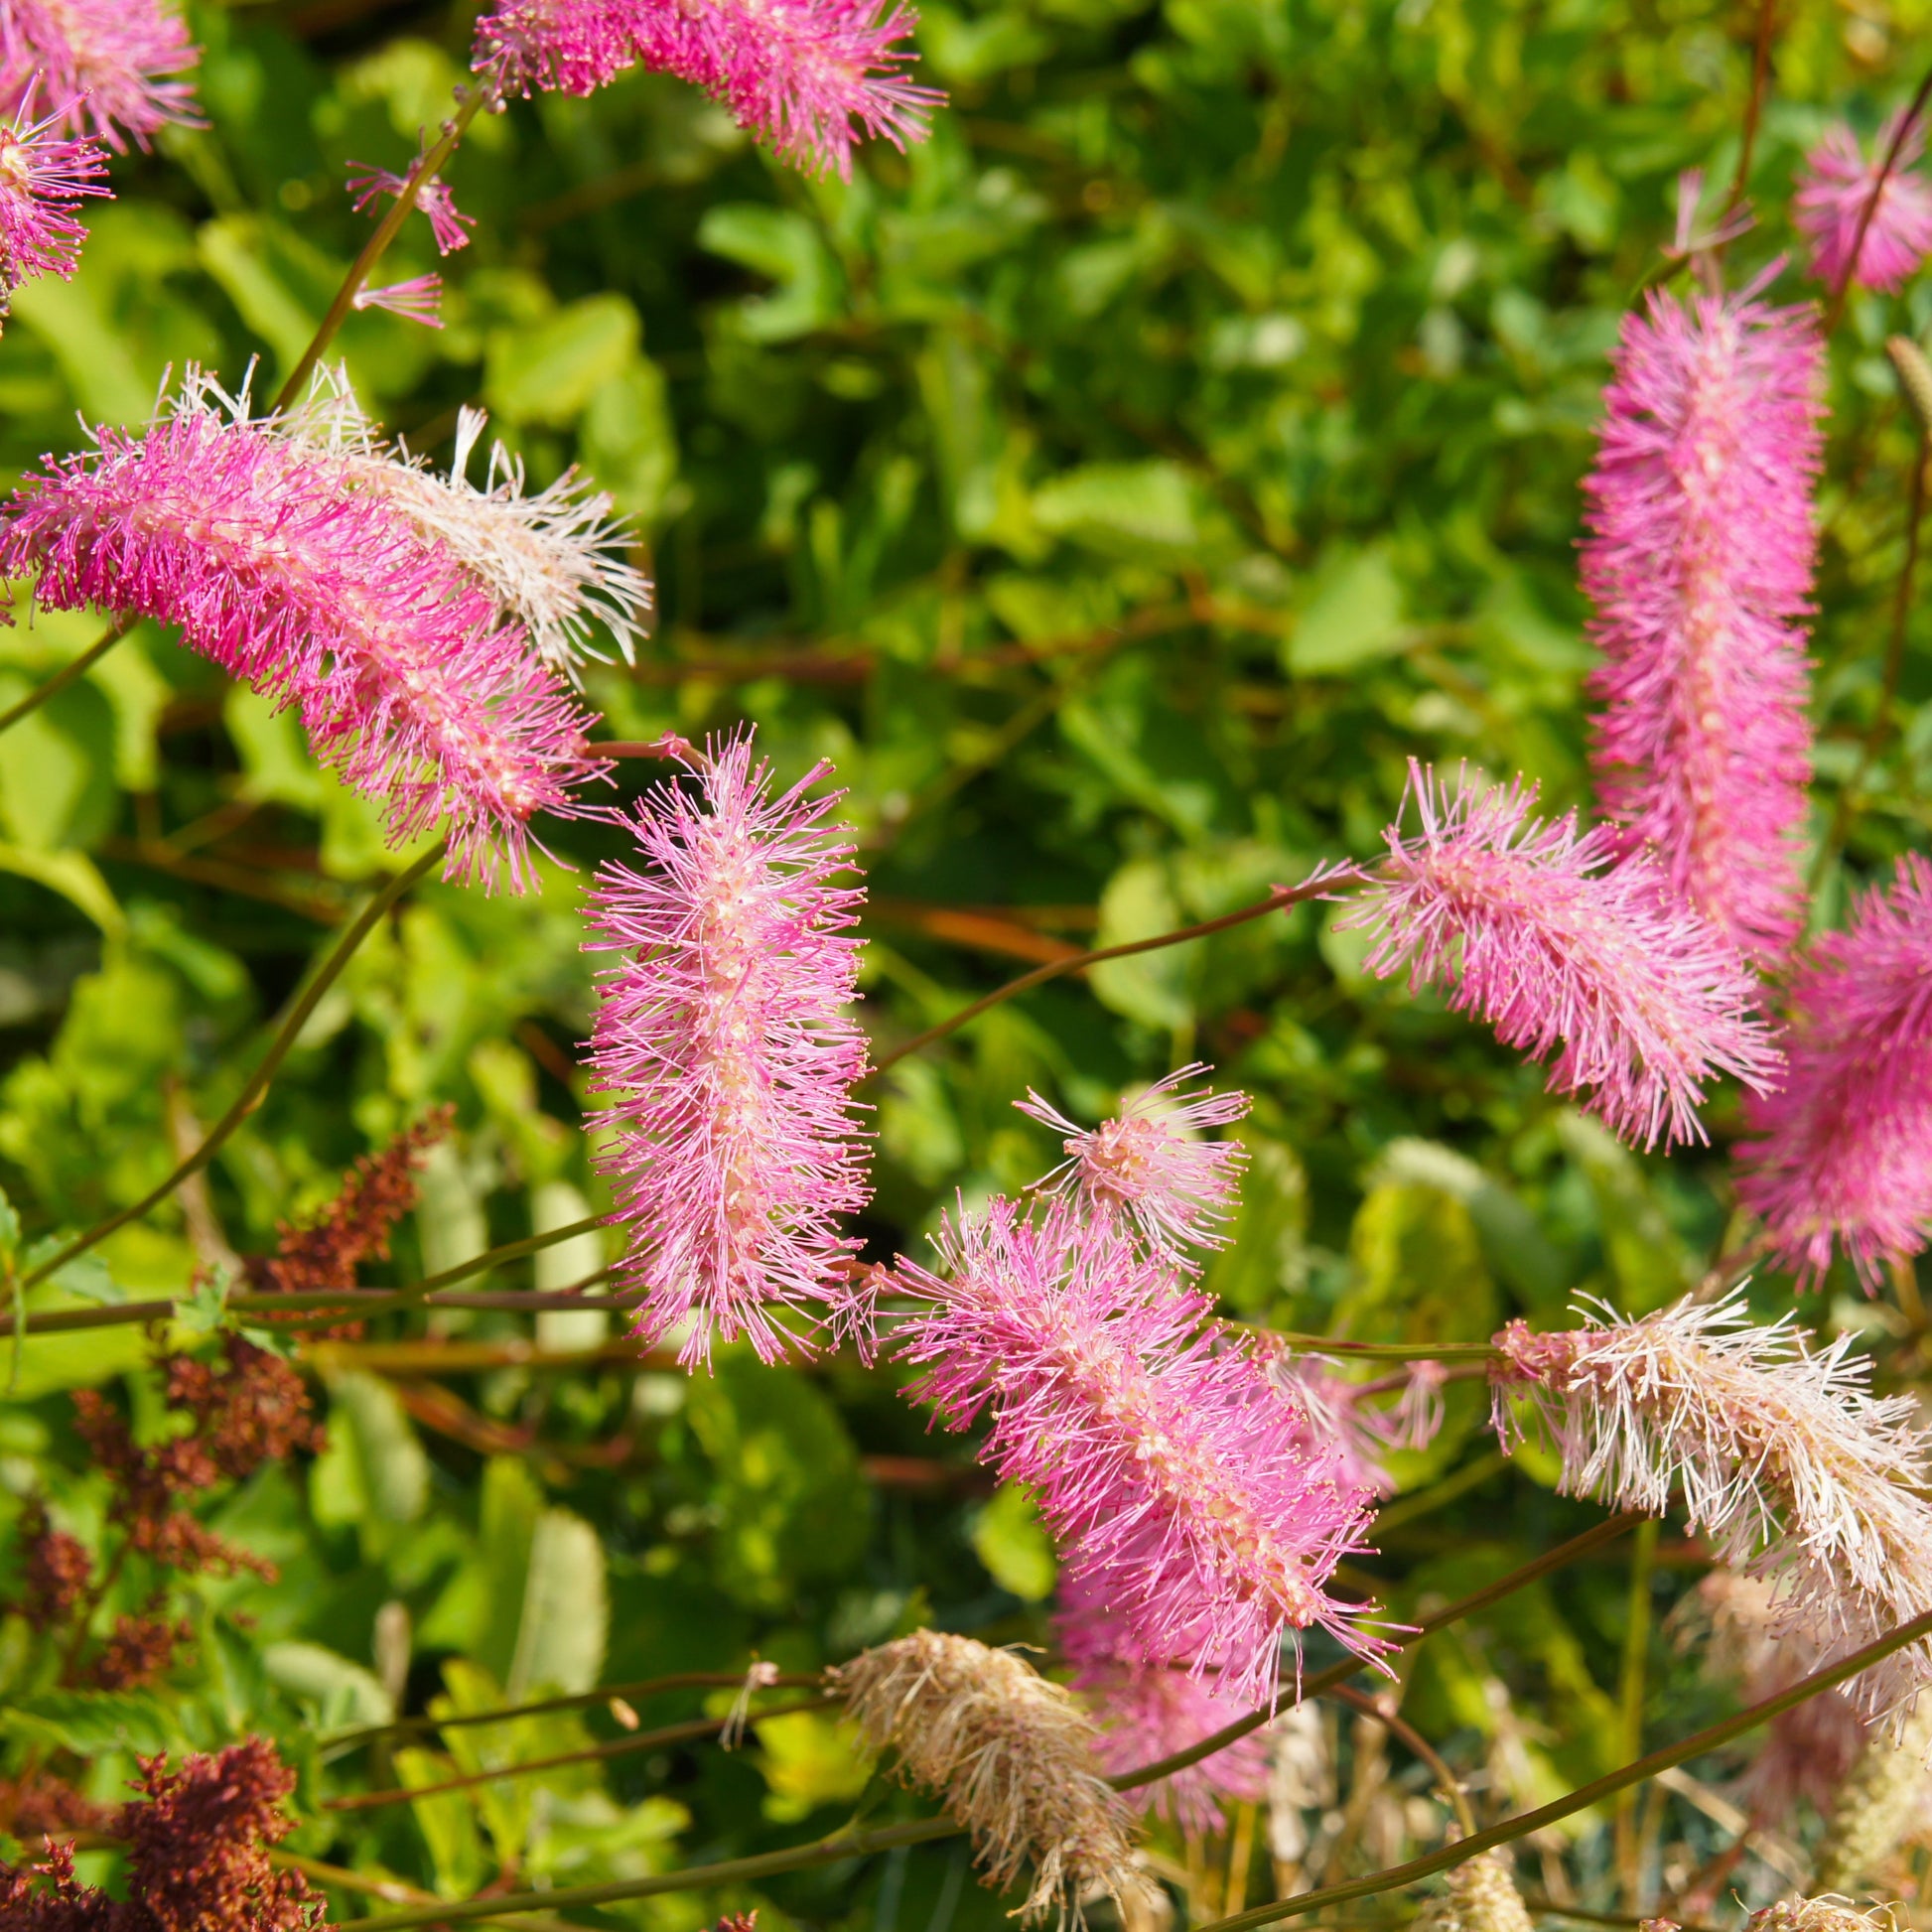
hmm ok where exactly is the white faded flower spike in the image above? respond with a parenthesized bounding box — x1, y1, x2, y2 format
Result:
(1494, 1294, 1932, 1719)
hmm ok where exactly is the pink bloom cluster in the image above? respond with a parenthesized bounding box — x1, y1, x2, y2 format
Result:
(1736, 857, 1932, 1289)
(0, 89, 109, 298)
(882, 1193, 1385, 1710)
(0, 0, 198, 151)
(352, 273, 444, 328)
(1340, 761, 1778, 1150)
(473, 0, 942, 178)
(1581, 289, 1824, 965)
(345, 157, 475, 255)
(0, 378, 606, 889)
(584, 736, 871, 1369)
(1795, 112, 1932, 294)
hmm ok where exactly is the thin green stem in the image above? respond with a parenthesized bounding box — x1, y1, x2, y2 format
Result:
(1254, 1331, 1500, 1364)
(1613, 1518, 1659, 1896)
(21, 845, 444, 1291)
(0, 617, 132, 742)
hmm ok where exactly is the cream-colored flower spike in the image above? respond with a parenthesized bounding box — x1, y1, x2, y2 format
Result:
(829, 1630, 1150, 1927)
(1815, 1702, 1932, 1894)
(1417, 1852, 1534, 1932)
(1493, 1293, 1932, 1720)
(1743, 1899, 1899, 1932)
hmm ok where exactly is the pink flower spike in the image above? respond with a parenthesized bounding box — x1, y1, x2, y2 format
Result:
(584, 734, 872, 1371)
(0, 88, 109, 300)
(352, 273, 444, 328)
(889, 1195, 1388, 1709)
(1581, 288, 1825, 966)
(345, 158, 475, 255)
(473, 0, 945, 180)
(1339, 761, 1779, 1151)
(1735, 856, 1932, 1290)
(0, 0, 198, 152)
(1015, 1062, 1248, 1268)
(0, 368, 608, 891)
(1795, 112, 1932, 294)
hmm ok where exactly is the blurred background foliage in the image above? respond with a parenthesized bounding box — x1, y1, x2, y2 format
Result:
(3, 0, 1931, 1918)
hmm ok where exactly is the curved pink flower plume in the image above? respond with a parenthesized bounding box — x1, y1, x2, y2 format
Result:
(0, 0, 198, 151)
(0, 86, 108, 301)
(584, 736, 871, 1369)
(345, 158, 474, 255)
(352, 273, 444, 328)
(1581, 288, 1824, 965)
(1795, 113, 1932, 294)
(1339, 761, 1779, 1150)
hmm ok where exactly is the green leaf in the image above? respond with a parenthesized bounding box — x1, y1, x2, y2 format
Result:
(505, 1507, 608, 1698)
(485, 294, 642, 427)
(969, 1481, 1056, 1601)
(1555, 1111, 1695, 1314)
(1286, 547, 1408, 676)
(262, 1640, 394, 1728)
(2, 1690, 186, 1756)
(322, 1370, 431, 1527)
(1032, 461, 1199, 556)
(1087, 859, 1192, 1031)
(697, 206, 843, 343)
(755, 1708, 874, 1824)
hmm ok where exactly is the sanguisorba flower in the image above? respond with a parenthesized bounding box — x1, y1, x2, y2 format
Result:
(1016, 1062, 1248, 1268)
(584, 735, 870, 1370)
(1795, 112, 1932, 294)
(345, 155, 476, 255)
(881, 1195, 1385, 1708)
(473, 0, 943, 179)
(0, 88, 108, 307)
(1735, 857, 1932, 1290)
(0, 369, 607, 890)
(1580, 288, 1825, 965)
(1493, 1294, 1932, 1718)
(0, 0, 199, 151)
(352, 273, 444, 328)
(1339, 761, 1778, 1152)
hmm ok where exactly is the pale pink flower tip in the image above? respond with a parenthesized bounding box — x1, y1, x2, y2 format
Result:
(1015, 1062, 1248, 1268)
(1735, 856, 1932, 1290)
(887, 1195, 1388, 1709)
(345, 158, 474, 255)
(584, 734, 872, 1371)
(473, 0, 944, 180)
(1339, 761, 1779, 1151)
(0, 87, 109, 300)
(0, 0, 198, 152)
(352, 273, 444, 328)
(1581, 288, 1824, 967)
(1795, 112, 1932, 294)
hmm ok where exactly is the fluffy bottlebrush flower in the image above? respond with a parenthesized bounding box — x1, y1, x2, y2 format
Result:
(1338, 761, 1779, 1152)
(284, 373, 650, 675)
(351, 272, 444, 327)
(829, 1629, 1149, 1926)
(876, 1196, 1385, 1708)
(584, 736, 870, 1370)
(0, 371, 607, 890)
(1734, 857, 1932, 1290)
(1745, 1904, 1898, 1932)
(1814, 1701, 1932, 1893)
(1493, 1295, 1932, 1718)
(1056, 1574, 1270, 1836)
(345, 155, 475, 254)
(1417, 1852, 1535, 1932)
(1016, 1062, 1248, 1269)
(473, 0, 943, 179)
(0, 0, 198, 151)
(1580, 289, 1825, 965)
(1795, 114, 1932, 293)
(0, 90, 108, 303)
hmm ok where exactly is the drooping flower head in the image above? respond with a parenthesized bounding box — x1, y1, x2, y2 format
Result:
(584, 735, 871, 1370)
(830, 1630, 1149, 1926)
(1338, 761, 1779, 1151)
(1795, 112, 1932, 293)
(1735, 857, 1932, 1290)
(0, 86, 108, 305)
(1581, 288, 1825, 965)
(352, 273, 444, 328)
(1493, 1295, 1932, 1720)
(474, 0, 943, 179)
(345, 155, 475, 254)
(877, 1195, 1386, 1709)
(0, 0, 199, 151)
(1056, 1573, 1269, 1836)
(1016, 1062, 1247, 1268)
(0, 367, 607, 889)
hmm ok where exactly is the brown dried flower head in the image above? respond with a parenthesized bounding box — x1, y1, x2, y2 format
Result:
(1744, 1900, 1898, 1932)
(17, 1501, 91, 1630)
(829, 1630, 1149, 1926)
(1417, 1851, 1535, 1932)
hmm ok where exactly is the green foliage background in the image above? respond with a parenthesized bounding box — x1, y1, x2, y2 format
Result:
(1, 0, 1929, 1917)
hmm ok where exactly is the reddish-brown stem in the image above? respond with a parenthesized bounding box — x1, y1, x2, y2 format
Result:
(1725, 0, 1777, 224)
(1824, 62, 1932, 334)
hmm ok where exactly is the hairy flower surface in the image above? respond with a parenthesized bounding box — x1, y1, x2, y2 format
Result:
(882, 1196, 1385, 1707)
(0, 0, 198, 150)
(1017, 1062, 1247, 1268)
(1057, 1575, 1269, 1835)
(0, 372, 606, 890)
(830, 1629, 1148, 1925)
(1735, 857, 1932, 1289)
(1339, 761, 1778, 1150)
(1796, 115, 1932, 292)
(345, 157, 474, 253)
(585, 737, 869, 1369)
(0, 90, 107, 302)
(473, 0, 943, 177)
(1581, 289, 1824, 963)
(1494, 1295, 1932, 1717)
